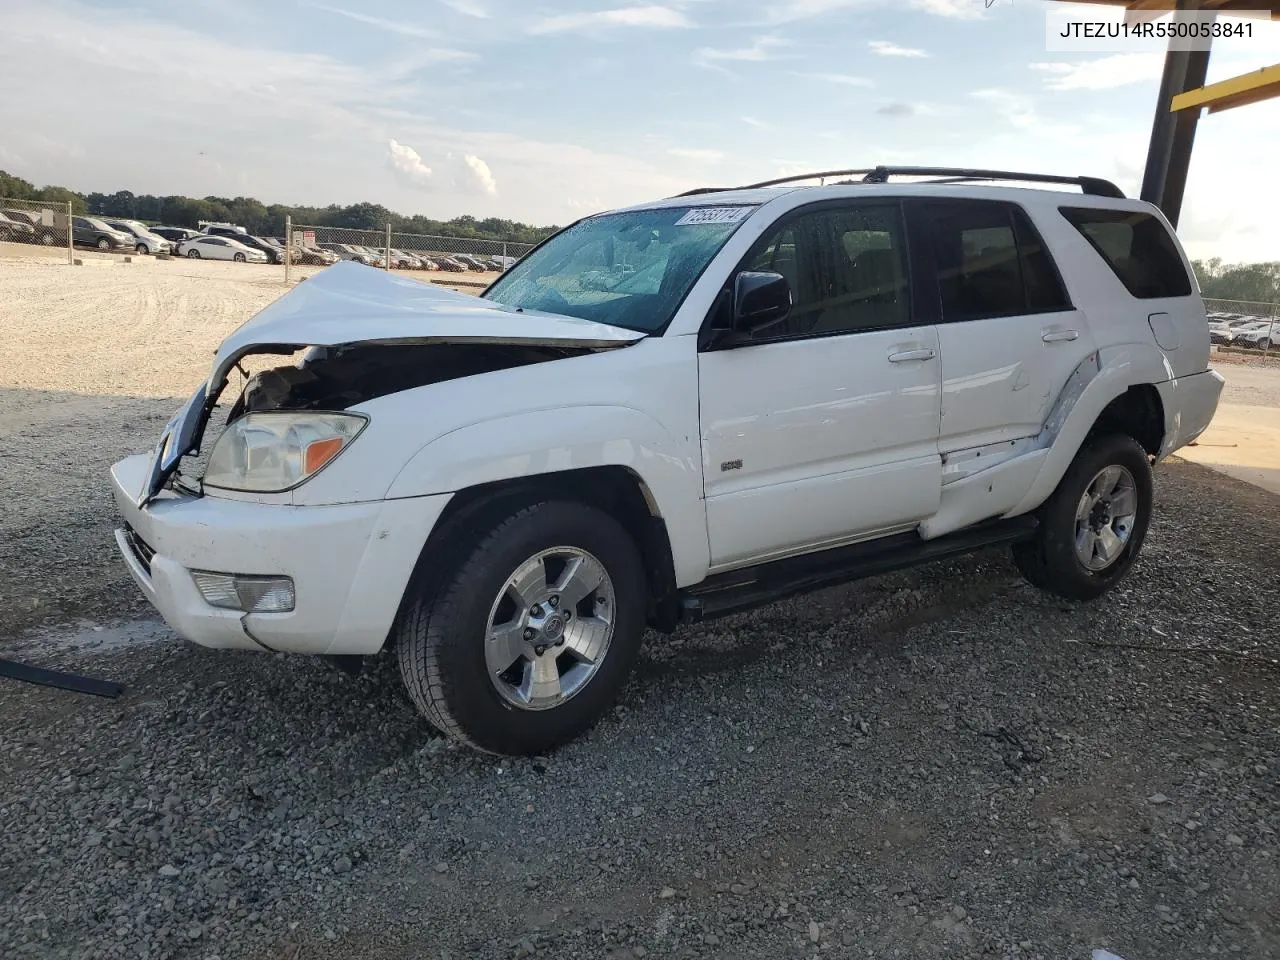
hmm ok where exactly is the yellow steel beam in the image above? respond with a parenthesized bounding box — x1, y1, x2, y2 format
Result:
(1170, 63, 1280, 112)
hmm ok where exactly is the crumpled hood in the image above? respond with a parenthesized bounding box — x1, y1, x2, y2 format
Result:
(208, 260, 643, 389)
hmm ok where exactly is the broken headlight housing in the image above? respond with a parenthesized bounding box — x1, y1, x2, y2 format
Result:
(202, 412, 367, 493)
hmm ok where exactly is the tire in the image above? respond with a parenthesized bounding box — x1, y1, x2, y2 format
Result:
(187, 249, 200, 258)
(234, 252, 246, 262)
(396, 500, 648, 756)
(1013, 432, 1153, 601)
(135, 243, 147, 255)
(1258, 338, 1271, 351)
(96, 237, 110, 250)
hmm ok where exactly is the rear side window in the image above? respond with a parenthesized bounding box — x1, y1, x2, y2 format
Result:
(919, 199, 1071, 322)
(1059, 206, 1192, 299)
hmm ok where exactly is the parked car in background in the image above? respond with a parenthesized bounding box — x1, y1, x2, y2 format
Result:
(105, 219, 172, 255)
(417, 256, 440, 270)
(350, 245, 388, 268)
(260, 237, 301, 264)
(151, 226, 200, 249)
(0, 211, 37, 243)
(453, 254, 489, 272)
(1228, 320, 1278, 350)
(388, 248, 424, 270)
(296, 244, 338, 265)
(319, 242, 377, 266)
(1209, 316, 1262, 344)
(2, 209, 64, 246)
(72, 216, 133, 251)
(178, 235, 269, 263)
(434, 256, 467, 273)
(206, 231, 283, 264)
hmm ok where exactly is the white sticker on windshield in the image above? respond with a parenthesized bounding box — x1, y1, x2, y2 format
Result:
(675, 206, 754, 226)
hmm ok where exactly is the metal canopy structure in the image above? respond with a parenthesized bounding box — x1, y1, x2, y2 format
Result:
(1048, 0, 1280, 227)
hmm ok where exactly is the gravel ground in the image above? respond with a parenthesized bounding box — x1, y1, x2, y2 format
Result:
(2, 261, 1278, 960)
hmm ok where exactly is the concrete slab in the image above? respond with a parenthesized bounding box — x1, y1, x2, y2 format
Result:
(1176, 401, 1280, 497)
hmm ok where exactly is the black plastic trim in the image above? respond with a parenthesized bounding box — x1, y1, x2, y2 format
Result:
(678, 516, 1038, 623)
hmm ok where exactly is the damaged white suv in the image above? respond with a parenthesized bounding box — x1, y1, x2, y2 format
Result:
(111, 166, 1223, 756)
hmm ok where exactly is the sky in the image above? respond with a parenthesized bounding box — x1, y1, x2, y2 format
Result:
(2, 0, 1279, 261)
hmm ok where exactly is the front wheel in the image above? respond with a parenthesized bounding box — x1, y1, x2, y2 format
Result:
(233, 252, 246, 262)
(97, 237, 110, 250)
(40, 233, 56, 246)
(396, 500, 647, 755)
(187, 249, 200, 258)
(1013, 433, 1153, 601)
(135, 243, 148, 255)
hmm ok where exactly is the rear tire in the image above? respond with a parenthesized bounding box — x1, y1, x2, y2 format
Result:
(1013, 433, 1153, 601)
(396, 500, 647, 755)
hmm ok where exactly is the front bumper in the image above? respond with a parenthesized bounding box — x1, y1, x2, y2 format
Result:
(110, 454, 451, 654)
(1155, 368, 1225, 460)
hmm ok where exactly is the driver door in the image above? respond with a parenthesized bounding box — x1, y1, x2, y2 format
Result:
(698, 200, 943, 569)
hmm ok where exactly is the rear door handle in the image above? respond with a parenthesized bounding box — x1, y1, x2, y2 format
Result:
(888, 348, 936, 363)
(1042, 330, 1079, 343)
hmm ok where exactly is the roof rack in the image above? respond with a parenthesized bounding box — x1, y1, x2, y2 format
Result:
(729, 165, 1126, 198)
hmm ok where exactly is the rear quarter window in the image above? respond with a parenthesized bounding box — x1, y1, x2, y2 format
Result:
(1059, 206, 1193, 299)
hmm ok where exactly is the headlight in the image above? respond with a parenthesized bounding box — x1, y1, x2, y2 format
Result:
(202, 412, 367, 492)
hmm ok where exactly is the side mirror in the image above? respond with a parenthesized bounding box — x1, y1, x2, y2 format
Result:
(733, 271, 792, 334)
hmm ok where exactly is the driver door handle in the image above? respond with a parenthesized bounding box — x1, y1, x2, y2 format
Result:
(1042, 329, 1079, 343)
(888, 348, 936, 363)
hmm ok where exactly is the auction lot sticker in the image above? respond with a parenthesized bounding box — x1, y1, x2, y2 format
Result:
(675, 207, 755, 226)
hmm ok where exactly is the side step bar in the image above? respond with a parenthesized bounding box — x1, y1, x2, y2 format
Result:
(678, 516, 1038, 624)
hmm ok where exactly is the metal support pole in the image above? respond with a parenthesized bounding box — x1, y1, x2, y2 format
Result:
(66, 200, 73, 265)
(284, 215, 292, 284)
(1140, 0, 1214, 228)
(385, 222, 392, 271)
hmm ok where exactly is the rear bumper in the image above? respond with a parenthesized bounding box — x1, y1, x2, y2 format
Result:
(110, 454, 451, 655)
(1155, 368, 1225, 460)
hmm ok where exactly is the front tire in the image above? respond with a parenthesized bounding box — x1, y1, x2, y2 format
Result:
(1013, 433, 1153, 601)
(396, 500, 647, 755)
(234, 252, 246, 262)
(187, 249, 200, 258)
(135, 243, 147, 255)
(97, 237, 110, 250)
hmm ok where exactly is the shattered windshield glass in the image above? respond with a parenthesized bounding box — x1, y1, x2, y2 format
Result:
(482, 204, 757, 333)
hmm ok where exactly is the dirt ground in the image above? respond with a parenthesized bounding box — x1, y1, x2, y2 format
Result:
(1, 259, 1277, 960)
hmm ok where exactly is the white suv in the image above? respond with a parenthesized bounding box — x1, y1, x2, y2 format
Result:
(109, 166, 1223, 756)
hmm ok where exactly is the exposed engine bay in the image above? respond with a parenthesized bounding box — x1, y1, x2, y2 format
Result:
(225, 341, 593, 418)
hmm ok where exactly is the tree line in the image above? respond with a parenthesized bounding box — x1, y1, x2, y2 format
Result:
(1191, 259, 1280, 307)
(0, 170, 560, 244)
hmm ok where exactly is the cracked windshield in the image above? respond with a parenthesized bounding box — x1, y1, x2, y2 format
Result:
(483, 205, 755, 331)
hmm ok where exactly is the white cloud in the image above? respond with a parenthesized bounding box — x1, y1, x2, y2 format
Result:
(303, 2, 438, 40)
(440, 0, 490, 17)
(909, 0, 985, 19)
(668, 147, 724, 162)
(530, 5, 693, 34)
(741, 115, 773, 130)
(696, 36, 791, 63)
(970, 87, 1082, 140)
(464, 154, 498, 195)
(388, 139, 434, 187)
(1031, 53, 1164, 91)
(869, 40, 930, 58)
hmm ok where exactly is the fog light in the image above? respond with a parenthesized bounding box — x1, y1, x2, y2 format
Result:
(191, 571, 295, 613)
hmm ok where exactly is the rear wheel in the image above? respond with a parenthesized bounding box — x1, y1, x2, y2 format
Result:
(1013, 433, 1153, 601)
(39, 233, 56, 246)
(396, 500, 647, 755)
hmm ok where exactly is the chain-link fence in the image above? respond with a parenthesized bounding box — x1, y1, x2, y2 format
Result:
(0, 197, 73, 262)
(287, 223, 533, 283)
(1204, 297, 1280, 357)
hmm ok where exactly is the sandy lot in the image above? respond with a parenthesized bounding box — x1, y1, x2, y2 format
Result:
(1, 259, 1277, 960)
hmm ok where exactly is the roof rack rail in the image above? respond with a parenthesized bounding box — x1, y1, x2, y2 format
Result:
(735, 165, 1126, 198)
